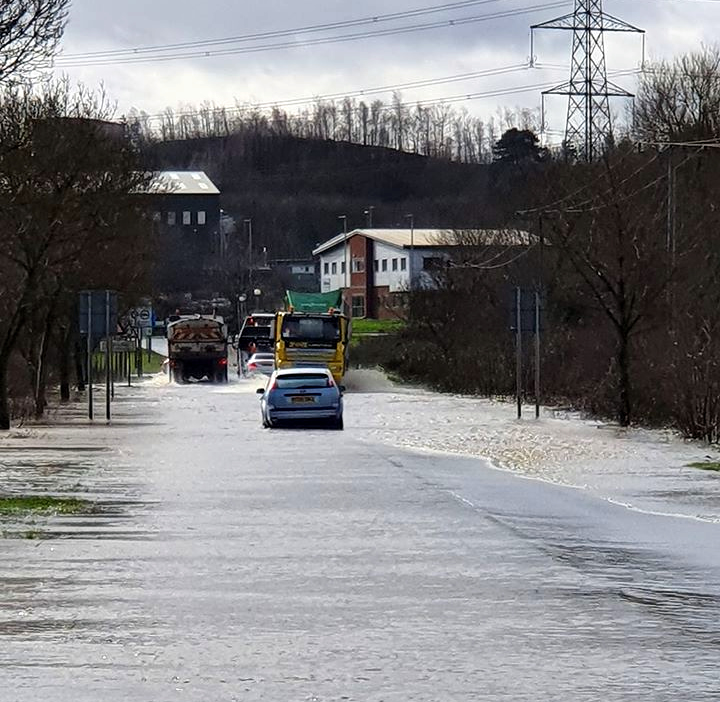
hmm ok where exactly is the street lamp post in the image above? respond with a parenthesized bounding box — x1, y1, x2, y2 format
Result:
(253, 288, 262, 313)
(244, 218, 253, 288)
(363, 206, 374, 228)
(236, 293, 248, 375)
(338, 215, 348, 290)
(404, 213, 414, 289)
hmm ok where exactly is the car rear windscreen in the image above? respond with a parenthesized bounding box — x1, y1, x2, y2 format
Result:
(276, 374, 329, 389)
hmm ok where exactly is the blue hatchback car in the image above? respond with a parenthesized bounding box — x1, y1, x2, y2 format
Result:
(257, 367, 344, 429)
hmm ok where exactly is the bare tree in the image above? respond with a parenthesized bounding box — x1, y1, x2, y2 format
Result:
(635, 47, 720, 142)
(0, 80, 151, 428)
(0, 0, 69, 84)
(544, 151, 676, 426)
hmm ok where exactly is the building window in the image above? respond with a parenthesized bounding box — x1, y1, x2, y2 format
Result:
(381, 259, 388, 272)
(341, 261, 346, 274)
(197, 211, 206, 225)
(374, 259, 379, 272)
(167, 211, 176, 225)
(351, 295, 366, 318)
(183, 211, 191, 225)
(331, 262, 337, 274)
(392, 258, 398, 271)
(352, 258, 365, 273)
(152, 211, 161, 222)
(401, 257, 407, 271)
(324, 262, 329, 275)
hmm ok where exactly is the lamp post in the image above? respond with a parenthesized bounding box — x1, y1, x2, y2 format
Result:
(244, 218, 253, 288)
(338, 215, 348, 290)
(236, 293, 248, 374)
(253, 287, 262, 313)
(363, 206, 374, 228)
(219, 208, 225, 258)
(404, 213, 414, 289)
(236, 293, 247, 331)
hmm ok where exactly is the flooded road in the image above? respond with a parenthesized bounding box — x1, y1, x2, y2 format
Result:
(1, 377, 720, 701)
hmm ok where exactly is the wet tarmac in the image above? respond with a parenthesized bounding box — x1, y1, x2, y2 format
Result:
(1, 377, 720, 700)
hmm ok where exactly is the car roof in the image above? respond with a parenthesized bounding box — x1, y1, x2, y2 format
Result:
(273, 367, 332, 376)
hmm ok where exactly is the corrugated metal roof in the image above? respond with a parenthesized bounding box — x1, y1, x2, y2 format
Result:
(312, 228, 531, 256)
(144, 171, 220, 196)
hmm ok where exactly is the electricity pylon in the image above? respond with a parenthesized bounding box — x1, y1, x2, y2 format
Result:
(531, 1, 644, 161)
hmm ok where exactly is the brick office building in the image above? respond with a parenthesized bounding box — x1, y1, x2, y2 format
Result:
(313, 228, 532, 319)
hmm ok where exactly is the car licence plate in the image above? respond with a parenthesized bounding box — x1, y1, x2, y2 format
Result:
(291, 396, 316, 404)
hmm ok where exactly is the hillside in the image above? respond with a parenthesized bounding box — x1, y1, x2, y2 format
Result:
(147, 133, 498, 258)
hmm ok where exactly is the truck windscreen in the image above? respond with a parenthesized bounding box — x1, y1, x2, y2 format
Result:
(281, 316, 340, 343)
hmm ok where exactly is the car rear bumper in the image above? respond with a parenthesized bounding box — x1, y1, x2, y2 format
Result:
(267, 407, 341, 421)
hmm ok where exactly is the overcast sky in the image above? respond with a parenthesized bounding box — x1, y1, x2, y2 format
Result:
(52, 0, 716, 141)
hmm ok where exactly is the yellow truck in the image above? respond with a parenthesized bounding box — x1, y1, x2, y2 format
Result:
(274, 309, 350, 384)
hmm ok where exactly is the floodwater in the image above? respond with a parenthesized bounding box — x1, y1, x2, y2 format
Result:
(1, 373, 720, 701)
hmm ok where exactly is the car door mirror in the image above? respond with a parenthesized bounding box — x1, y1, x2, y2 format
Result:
(256, 388, 265, 395)
(339, 385, 346, 394)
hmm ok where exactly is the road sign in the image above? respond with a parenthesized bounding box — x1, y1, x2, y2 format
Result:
(79, 290, 118, 423)
(508, 287, 544, 332)
(129, 306, 153, 328)
(100, 338, 136, 353)
(79, 290, 118, 338)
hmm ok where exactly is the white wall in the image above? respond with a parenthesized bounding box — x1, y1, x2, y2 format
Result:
(372, 242, 410, 292)
(319, 246, 350, 292)
(319, 242, 450, 293)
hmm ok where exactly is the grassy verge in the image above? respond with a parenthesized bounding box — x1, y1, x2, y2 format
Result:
(352, 318, 405, 335)
(687, 461, 720, 472)
(0, 495, 91, 515)
(92, 349, 166, 375)
(140, 350, 166, 374)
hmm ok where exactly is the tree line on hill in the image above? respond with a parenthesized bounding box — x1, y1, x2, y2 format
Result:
(129, 95, 542, 165)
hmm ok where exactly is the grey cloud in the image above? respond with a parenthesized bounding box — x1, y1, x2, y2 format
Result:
(54, 0, 720, 137)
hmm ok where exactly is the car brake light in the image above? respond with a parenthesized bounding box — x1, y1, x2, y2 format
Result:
(218, 358, 228, 366)
(248, 363, 257, 370)
(270, 379, 278, 390)
(327, 377, 336, 387)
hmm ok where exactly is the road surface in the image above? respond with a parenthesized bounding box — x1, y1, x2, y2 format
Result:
(1, 376, 719, 701)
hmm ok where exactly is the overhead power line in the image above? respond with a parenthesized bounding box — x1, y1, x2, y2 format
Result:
(130, 66, 639, 125)
(154, 62, 543, 115)
(56, 1, 571, 67)
(60, 0, 523, 59)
